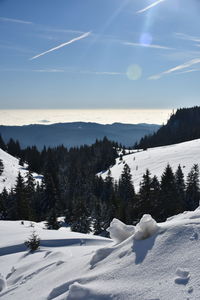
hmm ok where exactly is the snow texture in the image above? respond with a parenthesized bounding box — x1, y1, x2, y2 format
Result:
(1, 209, 200, 299)
(0, 274, 6, 292)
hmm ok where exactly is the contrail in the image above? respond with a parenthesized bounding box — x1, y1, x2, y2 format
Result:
(137, 0, 165, 14)
(149, 58, 200, 80)
(30, 31, 91, 60)
(0, 17, 32, 24)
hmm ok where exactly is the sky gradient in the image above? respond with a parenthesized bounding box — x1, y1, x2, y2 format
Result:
(0, 0, 200, 109)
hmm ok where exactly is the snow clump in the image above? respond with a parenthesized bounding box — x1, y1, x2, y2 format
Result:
(134, 214, 159, 240)
(107, 218, 135, 244)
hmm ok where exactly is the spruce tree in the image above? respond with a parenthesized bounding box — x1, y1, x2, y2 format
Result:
(0, 159, 4, 176)
(14, 172, 29, 220)
(118, 163, 135, 224)
(186, 164, 200, 210)
(160, 164, 179, 220)
(46, 209, 60, 230)
(175, 165, 186, 210)
(71, 197, 91, 233)
(0, 188, 8, 219)
(139, 169, 152, 214)
(25, 171, 36, 220)
(0, 134, 6, 151)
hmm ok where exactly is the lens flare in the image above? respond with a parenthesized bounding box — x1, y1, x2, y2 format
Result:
(126, 64, 142, 80)
(139, 33, 152, 46)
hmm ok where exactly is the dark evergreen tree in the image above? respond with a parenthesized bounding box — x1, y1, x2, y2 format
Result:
(14, 172, 29, 220)
(175, 165, 186, 209)
(24, 230, 40, 252)
(25, 171, 36, 220)
(139, 169, 152, 214)
(186, 164, 200, 210)
(0, 159, 4, 176)
(160, 164, 180, 220)
(46, 209, 60, 230)
(0, 188, 8, 219)
(0, 134, 6, 151)
(118, 164, 135, 224)
(71, 197, 91, 233)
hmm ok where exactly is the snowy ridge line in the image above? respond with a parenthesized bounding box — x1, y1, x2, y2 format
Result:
(0, 148, 42, 192)
(101, 138, 200, 191)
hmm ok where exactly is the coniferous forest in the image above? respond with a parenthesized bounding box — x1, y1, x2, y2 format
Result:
(0, 131, 199, 234)
(136, 106, 200, 149)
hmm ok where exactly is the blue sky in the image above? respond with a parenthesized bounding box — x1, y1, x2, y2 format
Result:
(0, 0, 200, 109)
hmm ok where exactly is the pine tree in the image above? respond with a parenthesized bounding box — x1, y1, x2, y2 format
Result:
(0, 159, 4, 176)
(71, 197, 91, 233)
(186, 164, 200, 210)
(24, 230, 40, 252)
(0, 134, 6, 151)
(14, 172, 29, 220)
(175, 165, 186, 210)
(0, 188, 8, 219)
(46, 209, 60, 230)
(149, 175, 161, 220)
(118, 163, 135, 224)
(139, 169, 152, 214)
(25, 171, 36, 220)
(160, 164, 179, 220)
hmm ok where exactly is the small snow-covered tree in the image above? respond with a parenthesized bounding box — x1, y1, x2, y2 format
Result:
(24, 230, 40, 252)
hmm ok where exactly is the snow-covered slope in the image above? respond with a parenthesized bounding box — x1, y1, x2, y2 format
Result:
(0, 148, 42, 192)
(101, 138, 200, 191)
(1, 209, 200, 299)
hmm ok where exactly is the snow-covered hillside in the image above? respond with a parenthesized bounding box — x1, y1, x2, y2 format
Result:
(101, 138, 200, 191)
(0, 148, 42, 192)
(1, 209, 200, 299)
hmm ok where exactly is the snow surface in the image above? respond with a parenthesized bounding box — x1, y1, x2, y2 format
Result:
(1, 209, 200, 299)
(0, 148, 42, 192)
(101, 138, 200, 192)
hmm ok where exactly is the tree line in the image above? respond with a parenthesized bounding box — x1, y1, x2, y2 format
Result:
(136, 106, 200, 149)
(0, 139, 199, 234)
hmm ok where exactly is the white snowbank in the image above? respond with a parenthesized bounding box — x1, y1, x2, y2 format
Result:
(134, 214, 159, 240)
(106, 218, 135, 244)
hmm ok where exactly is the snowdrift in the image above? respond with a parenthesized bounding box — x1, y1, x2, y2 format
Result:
(1, 209, 200, 299)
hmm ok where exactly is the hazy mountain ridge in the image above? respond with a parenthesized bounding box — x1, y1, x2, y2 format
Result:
(0, 122, 160, 149)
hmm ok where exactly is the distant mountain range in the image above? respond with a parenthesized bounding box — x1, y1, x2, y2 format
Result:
(0, 122, 160, 149)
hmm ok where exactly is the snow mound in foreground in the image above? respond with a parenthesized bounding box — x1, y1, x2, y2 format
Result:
(107, 215, 159, 244)
(2, 209, 200, 299)
(134, 214, 159, 240)
(107, 218, 135, 244)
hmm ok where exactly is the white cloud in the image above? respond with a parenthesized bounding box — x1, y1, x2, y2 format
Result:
(149, 58, 200, 79)
(124, 41, 172, 50)
(0, 17, 32, 25)
(30, 31, 91, 60)
(137, 0, 165, 14)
